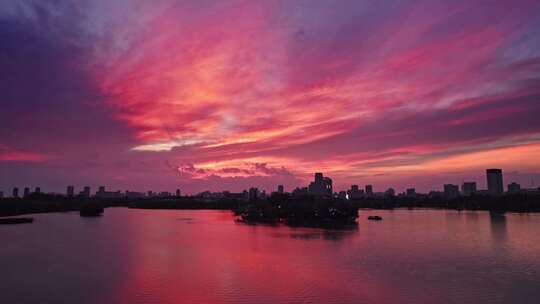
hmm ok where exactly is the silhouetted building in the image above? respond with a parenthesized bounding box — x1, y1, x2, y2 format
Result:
(248, 187, 259, 201)
(348, 185, 363, 199)
(428, 191, 444, 198)
(67, 186, 74, 197)
(365, 185, 373, 196)
(12, 187, 19, 198)
(277, 185, 284, 194)
(176, 189, 181, 197)
(461, 182, 477, 196)
(507, 182, 521, 193)
(80, 186, 91, 198)
(444, 184, 459, 199)
(23, 187, 30, 198)
(96, 186, 123, 199)
(487, 169, 504, 196)
(126, 191, 145, 199)
(385, 188, 395, 197)
(308, 173, 332, 197)
(0, 191, 3, 199)
(35, 187, 41, 194)
(292, 187, 309, 197)
(158, 192, 171, 198)
(406, 188, 416, 197)
(147, 191, 154, 197)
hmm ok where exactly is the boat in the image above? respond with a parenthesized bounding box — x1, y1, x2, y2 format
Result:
(367, 215, 383, 221)
(0, 217, 34, 225)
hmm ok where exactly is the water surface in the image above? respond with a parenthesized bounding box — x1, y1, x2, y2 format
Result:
(1, 208, 539, 304)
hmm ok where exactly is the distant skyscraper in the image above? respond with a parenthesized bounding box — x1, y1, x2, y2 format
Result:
(444, 184, 459, 199)
(23, 187, 30, 198)
(348, 185, 363, 199)
(35, 187, 41, 194)
(507, 182, 521, 193)
(0, 191, 3, 199)
(80, 186, 91, 198)
(486, 169, 504, 196)
(406, 188, 416, 197)
(308, 173, 332, 197)
(365, 185, 373, 196)
(461, 182, 477, 196)
(67, 186, 74, 197)
(12, 187, 19, 198)
(176, 189, 181, 197)
(277, 185, 284, 194)
(248, 187, 259, 201)
(385, 188, 395, 197)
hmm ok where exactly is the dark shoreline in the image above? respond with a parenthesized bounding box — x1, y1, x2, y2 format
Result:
(1, 192, 540, 219)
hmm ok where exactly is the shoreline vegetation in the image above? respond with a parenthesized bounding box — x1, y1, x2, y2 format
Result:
(1, 192, 539, 226)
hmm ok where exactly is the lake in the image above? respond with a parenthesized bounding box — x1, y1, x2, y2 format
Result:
(1, 208, 540, 304)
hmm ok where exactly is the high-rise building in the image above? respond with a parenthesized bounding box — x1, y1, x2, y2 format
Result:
(365, 185, 373, 196)
(67, 186, 74, 197)
(176, 189, 181, 197)
(248, 187, 259, 201)
(23, 187, 30, 198)
(461, 182, 477, 196)
(80, 186, 91, 198)
(34, 187, 41, 194)
(444, 184, 459, 199)
(406, 188, 416, 197)
(385, 188, 395, 197)
(507, 182, 521, 193)
(12, 187, 19, 198)
(308, 173, 333, 197)
(486, 169, 504, 196)
(277, 185, 284, 194)
(348, 185, 363, 199)
(0, 191, 4, 199)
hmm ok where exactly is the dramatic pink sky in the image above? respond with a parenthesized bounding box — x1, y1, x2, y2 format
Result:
(1, 0, 540, 194)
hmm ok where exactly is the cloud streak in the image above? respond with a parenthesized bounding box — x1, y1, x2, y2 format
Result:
(1, 0, 540, 193)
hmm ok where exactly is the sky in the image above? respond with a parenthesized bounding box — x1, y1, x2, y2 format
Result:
(1, 0, 540, 195)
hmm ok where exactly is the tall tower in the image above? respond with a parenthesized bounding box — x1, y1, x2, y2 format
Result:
(67, 186, 74, 197)
(365, 185, 373, 196)
(486, 169, 504, 196)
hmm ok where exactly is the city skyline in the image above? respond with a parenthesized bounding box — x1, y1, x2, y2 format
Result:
(2, 168, 535, 198)
(1, 1, 540, 194)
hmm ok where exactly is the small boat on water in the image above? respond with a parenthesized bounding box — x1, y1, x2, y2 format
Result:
(0, 217, 34, 225)
(367, 215, 383, 221)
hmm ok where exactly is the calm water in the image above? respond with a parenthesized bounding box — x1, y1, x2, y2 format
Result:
(1, 208, 540, 304)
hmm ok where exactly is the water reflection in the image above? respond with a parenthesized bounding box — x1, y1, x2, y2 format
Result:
(489, 212, 508, 243)
(1, 209, 540, 304)
(270, 228, 357, 241)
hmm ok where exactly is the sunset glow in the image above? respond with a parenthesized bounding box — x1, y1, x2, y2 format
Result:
(1, 0, 540, 193)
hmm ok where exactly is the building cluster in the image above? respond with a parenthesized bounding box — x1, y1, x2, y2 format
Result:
(1, 169, 538, 201)
(0, 185, 182, 199)
(419, 169, 533, 200)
